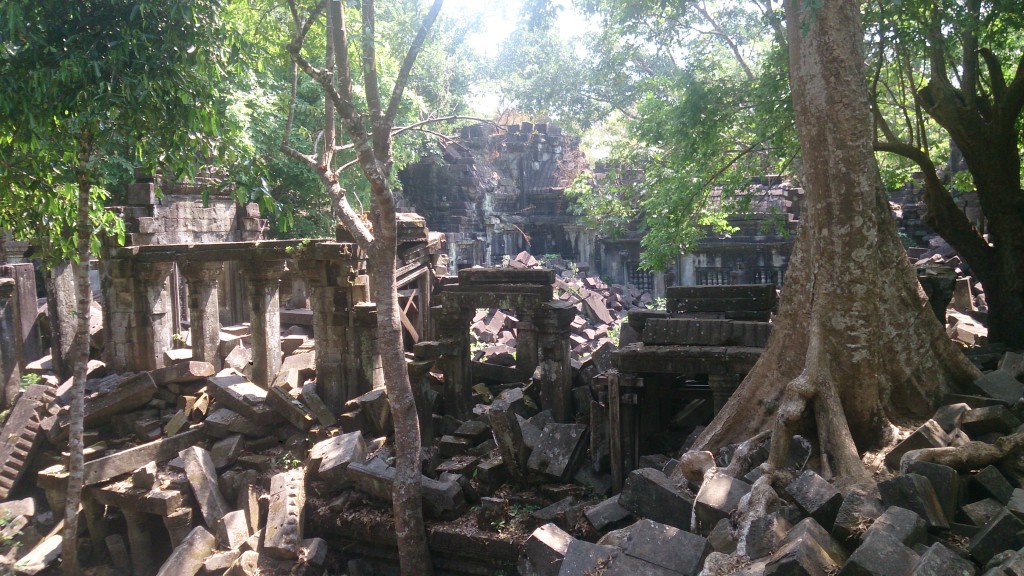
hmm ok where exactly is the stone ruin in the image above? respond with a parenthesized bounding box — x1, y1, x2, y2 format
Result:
(0, 146, 1015, 576)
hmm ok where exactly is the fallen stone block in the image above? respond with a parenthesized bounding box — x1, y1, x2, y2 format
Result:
(971, 464, 1014, 504)
(180, 446, 230, 527)
(909, 542, 976, 576)
(345, 388, 392, 437)
(204, 408, 271, 438)
(745, 512, 792, 559)
(905, 461, 959, 521)
(489, 398, 527, 480)
(204, 550, 242, 574)
(585, 495, 632, 531)
(211, 434, 244, 470)
(694, 473, 752, 535)
(837, 530, 919, 576)
(974, 369, 1024, 405)
(931, 403, 969, 433)
(961, 497, 1003, 527)
(781, 518, 848, 567)
(960, 405, 1020, 436)
(618, 518, 711, 575)
(969, 508, 1024, 565)
(266, 384, 314, 431)
(153, 525, 216, 576)
(618, 468, 693, 531)
(105, 533, 131, 572)
(12, 531, 62, 576)
(557, 539, 617, 576)
(207, 371, 282, 426)
(150, 361, 215, 386)
(345, 458, 466, 519)
(831, 490, 884, 546)
(863, 506, 926, 548)
(0, 497, 36, 518)
(785, 470, 843, 531)
(885, 420, 948, 470)
(526, 423, 589, 481)
(518, 523, 573, 576)
(763, 528, 840, 576)
(132, 462, 157, 489)
(0, 385, 54, 500)
(45, 372, 157, 441)
(300, 381, 336, 427)
(264, 468, 306, 559)
(878, 473, 948, 530)
(313, 431, 366, 486)
(216, 509, 251, 550)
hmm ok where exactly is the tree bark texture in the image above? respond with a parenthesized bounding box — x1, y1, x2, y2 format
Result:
(62, 138, 93, 575)
(695, 0, 979, 484)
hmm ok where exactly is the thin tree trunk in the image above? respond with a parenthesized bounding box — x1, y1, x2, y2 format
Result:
(695, 0, 979, 486)
(62, 137, 93, 574)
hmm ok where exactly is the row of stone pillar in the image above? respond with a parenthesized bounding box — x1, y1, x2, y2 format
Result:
(434, 300, 576, 422)
(102, 255, 384, 412)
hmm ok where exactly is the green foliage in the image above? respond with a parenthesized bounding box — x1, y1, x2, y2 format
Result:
(0, 0, 243, 262)
(18, 373, 41, 391)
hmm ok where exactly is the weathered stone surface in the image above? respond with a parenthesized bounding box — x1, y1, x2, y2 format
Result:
(204, 550, 242, 573)
(299, 537, 328, 565)
(961, 497, 1003, 527)
(878, 474, 948, 530)
(46, 372, 158, 441)
(225, 550, 260, 576)
(974, 369, 1024, 404)
(557, 539, 617, 576)
(314, 431, 367, 486)
(204, 408, 271, 438)
(618, 468, 694, 531)
(585, 495, 633, 531)
(617, 519, 710, 575)
(971, 465, 1014, 504)
(838, 531, 919, 576)
(969, 508, 1024, 565)
(12, 532, 62, 575)
(519, 522, 574, 576)
(211, 434, 245, 470)
(781, 518, 848, 567)
(909, 543, 976, 576)
(262, 468, 305, 560)
(266, 384, 314, 431)
(863, 506, 926, 548)
(527, 423, 589, 481)
(217, 509, 251, 550)
(132, 461, 158, 489)
(708, 518, 737, 554)
(763, 530, 840, 576)
(831, 490, 884, 545)
(346, 388, 392, 437)
(885, 420, 948, 470)
(0, 497, 36, 518)
(694, 473, 751, 535)
(180, 446, 230, 527)
(207, 371, 282, 426)
(905, 461, 959, 521)
(489, 398, 528, 480)
(785, 470, 843, 531)
(151, 361, 215, 385)
(746, 512, 792, 559)
(960, 405, 1021, 436)
(300, 381, 336, 427)
(154, 525, 216, 576)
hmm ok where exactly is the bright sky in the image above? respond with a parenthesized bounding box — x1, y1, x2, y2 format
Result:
(438, 0, 590, 116)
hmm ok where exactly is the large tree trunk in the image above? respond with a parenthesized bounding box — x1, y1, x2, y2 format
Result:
(695, 0, 979, 486)
(62, 141, 92, 575)
(368, 205, 433, 575)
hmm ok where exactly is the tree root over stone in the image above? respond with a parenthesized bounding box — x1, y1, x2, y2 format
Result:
(901, 432, 1024, 473)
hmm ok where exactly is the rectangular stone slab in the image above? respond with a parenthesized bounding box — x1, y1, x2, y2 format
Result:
(46, 372, 158, 441)
(154, 525, 216, 576)
(207, 373, 282, 425)
(264, 468, 306, 559)
(180, 446, 230, 527)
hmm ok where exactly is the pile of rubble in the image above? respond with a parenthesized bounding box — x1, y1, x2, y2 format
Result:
(470, 251, 655, 365)
(520, 349, 1024, 575)
(911, 235, 990, 347)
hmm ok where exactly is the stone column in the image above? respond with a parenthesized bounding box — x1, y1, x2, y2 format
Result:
(515, 309, 539, 381)
(353, 302, 384, 394)
(1, 263, 43, 366)
(243, 259, 286, 388)
(135, 261, 175, 372)
(122, 509, 156, 576)
(418, 270, 433, 341)
(436, 303, 474, 419)
(538, 300, 576, 423)
(1, 279, 18, 408)
(299, 259, 363, 411)
(183, 261, 224, 369)
(101, 258, 134, 372)
(82, 497, 110, 563)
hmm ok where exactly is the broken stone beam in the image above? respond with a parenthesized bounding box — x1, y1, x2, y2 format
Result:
(154, 525, 217, 576)
(266, 384, 314, 431)
(180, 446, 230, 528)
(150, 361, 216, 386)
(12, 531, 62, 576)
(46, 372, 158, 442)
(36, 427, 207, 489)
(264, 468, 306, 559)
(207, 371, 283, 426)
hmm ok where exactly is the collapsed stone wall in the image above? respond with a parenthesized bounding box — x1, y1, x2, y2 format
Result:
(398, 122, 589, 271)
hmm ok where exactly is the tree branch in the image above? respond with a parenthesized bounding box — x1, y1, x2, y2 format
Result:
(383, 0, 445, 131)
(361, 0, 386, 153)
